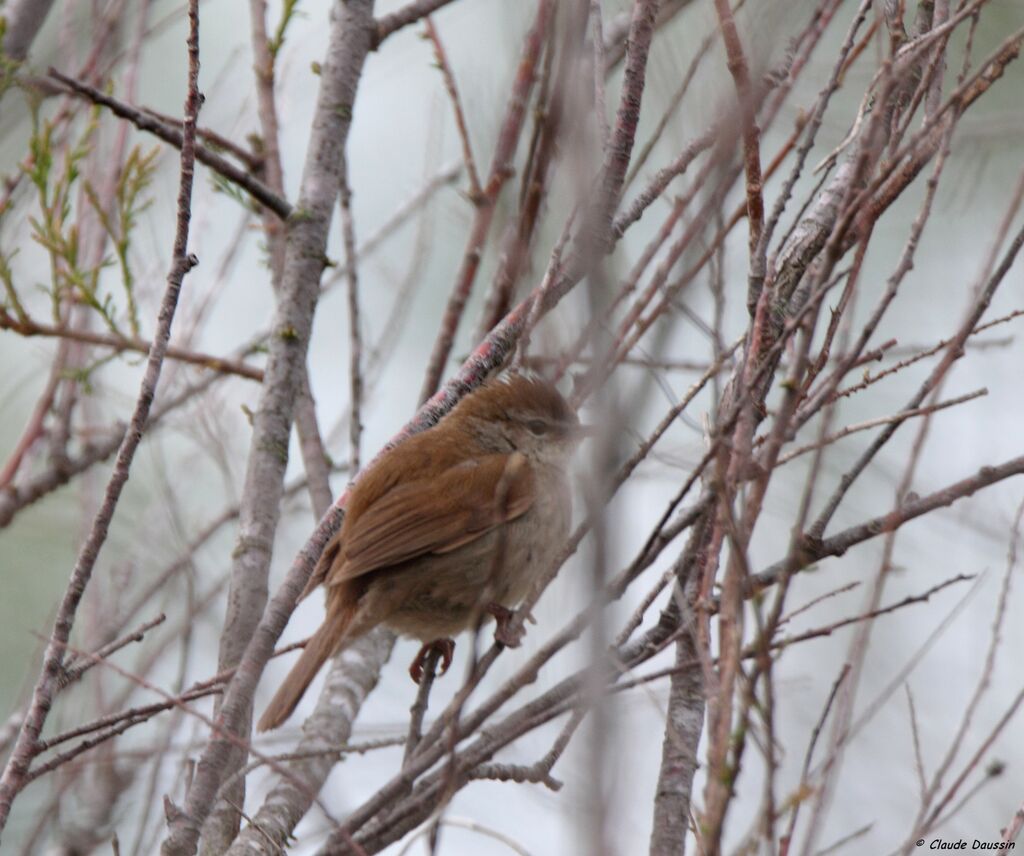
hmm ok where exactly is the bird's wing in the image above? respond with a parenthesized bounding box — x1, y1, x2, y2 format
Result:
(326, 452, 534, 585)
(299, 527, 343, 601)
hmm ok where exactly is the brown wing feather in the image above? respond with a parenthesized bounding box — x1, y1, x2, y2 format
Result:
(298, 529, 342, 602)
(326, 452, 534, 585)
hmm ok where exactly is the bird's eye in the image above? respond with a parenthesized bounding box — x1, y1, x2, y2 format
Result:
(527, 419, 549, 435)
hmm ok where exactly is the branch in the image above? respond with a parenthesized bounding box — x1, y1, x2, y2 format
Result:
(648, 612, 704, 855)
(746, 454, 1024, 598)
(0, 367, 227, 529)
(424, 18, 481, 199)
(1, 0, 56, 62)
(774, 387, 988, 466)
(223, 631, 394, 855)
(712, 0, 763, 268)
(373, 0, 458, 46)
(0, 0, 203, 834)
(417, 0, 554, 402)
(0, 309, 264, 381)
(159, 2, 378, 852)
(47, 68, 292, 221)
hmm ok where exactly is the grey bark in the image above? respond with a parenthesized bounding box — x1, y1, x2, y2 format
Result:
(648, 620, 704, 855)
(223, 630, 394, 855)
(1, 0, 56, 61)
(161, 1, 377, 854)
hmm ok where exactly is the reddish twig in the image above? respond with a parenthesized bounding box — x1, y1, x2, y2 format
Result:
(712, 0, 764, 270)
(0, 349, 64, 488)
(417, 0, 554, 403)
(424, 18, 481, 200)
(0, 0, 203, 833)
(0, 309, 264, 382)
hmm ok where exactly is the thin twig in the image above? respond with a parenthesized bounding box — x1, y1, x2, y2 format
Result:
(0, 1, 203, 831)
(47, 68, 291, 220)
(424, 18, 481, 200)
(0, 309, 264, 381)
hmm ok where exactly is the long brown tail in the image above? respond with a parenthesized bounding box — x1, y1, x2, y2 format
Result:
(256, 610, 352, 732)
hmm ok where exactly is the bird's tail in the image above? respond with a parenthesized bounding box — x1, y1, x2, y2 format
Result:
(256, 607, 353, 732)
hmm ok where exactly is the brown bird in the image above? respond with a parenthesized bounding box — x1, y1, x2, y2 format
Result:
(257, 373, 581, 732)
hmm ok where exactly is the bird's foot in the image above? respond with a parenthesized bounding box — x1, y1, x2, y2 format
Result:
(487, 603, 524, 648)
(409, 638, 455, 684)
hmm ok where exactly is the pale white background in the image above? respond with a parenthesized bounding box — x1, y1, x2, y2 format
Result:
(1, 0, 1023, 853)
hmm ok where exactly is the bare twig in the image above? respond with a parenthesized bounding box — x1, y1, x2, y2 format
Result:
(417, 0, 554, 403)
(46, 68, 291, 220)
(424, 18, 481, 199)
(0, 0, 203, 834)
(374, 0, 459, 46)
(0, 309, 264, 381)
(159, 3, 379, 854)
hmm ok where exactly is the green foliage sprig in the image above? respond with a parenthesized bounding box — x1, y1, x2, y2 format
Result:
(83, 145, 160, 337)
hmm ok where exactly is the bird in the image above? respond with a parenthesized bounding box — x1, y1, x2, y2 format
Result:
(257, 372, 582, 732)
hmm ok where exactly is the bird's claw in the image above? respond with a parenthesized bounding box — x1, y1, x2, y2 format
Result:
(409, 638, 455, 684)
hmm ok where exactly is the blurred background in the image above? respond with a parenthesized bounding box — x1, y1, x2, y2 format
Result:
(2, 0, 1024, 852)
